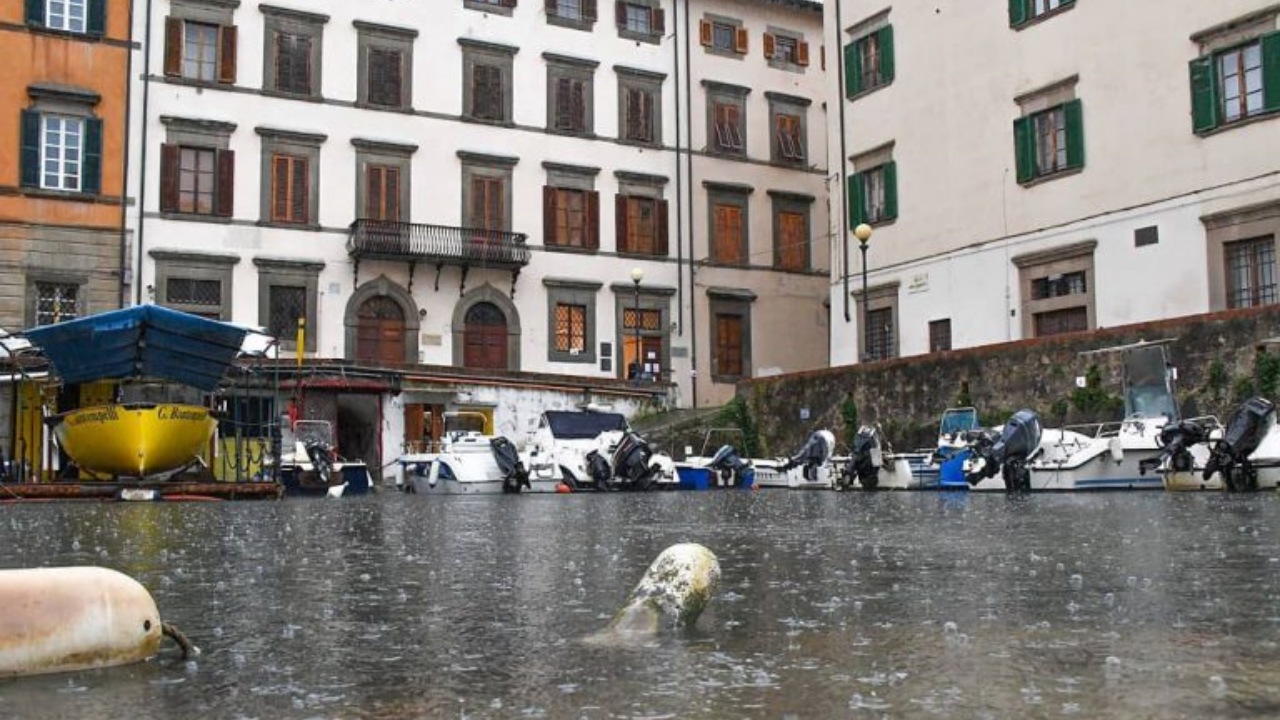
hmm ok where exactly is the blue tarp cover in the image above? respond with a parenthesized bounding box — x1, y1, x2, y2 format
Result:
(24, 305, 249, 391)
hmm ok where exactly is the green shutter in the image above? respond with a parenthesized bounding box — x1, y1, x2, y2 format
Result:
(882, 161, 898, 221)
(879, 26, 895, 85)
(844, 41, 862, 98)
(20, 110, 41, 188)
(1008, 0, 1027, 27)
(1063, 99, 1084, 170)
(1013, 116, 1035, 183)
(87, 0, 106, 37)
(847, 173, 865, 229)
(1059, 0, 1075, 5)
(82, 118, 103, 195)
(25, 0, 44, 26)
(1188, 56, 1218, 134)
(1262, 32, 1280, 113)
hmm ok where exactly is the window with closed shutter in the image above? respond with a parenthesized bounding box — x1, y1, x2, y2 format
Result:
(470, 176, 503, 231)
(714, 314, 744, 377)
(472, 64, 504, 121)
(271, 154, 309, 224)
(367, 47, 403, 107)
(365, 165, 401, 221)
(712, 203, 745, 265)
(625, 88, 653, 142)
(275, 32, 312, 95)
(777, 211, 806, 271)
(554, 77, 586, 132)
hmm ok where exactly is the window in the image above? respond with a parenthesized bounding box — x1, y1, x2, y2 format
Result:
(544, 187, 599, 249)
(270, 154, 308, 224)
(178, 148, 214, 213)
(865, 307, 894, 362)
(544, 278, 600, 363)
(555, 78, 586, 132)
(354, 138, 415, 224)
(704, 81, 748, 156)
(764, 31, 809, 70)
(256, 258, 322, 352)
(768, 93, 810, 164)
(547, 56, 596, 135)
(617, 292, 667, 382)
(554, 304, 587, 353)
(160, 117, 235, 217)
(365, 165, 400, 221)
(617, 1, 664, 42)
(163, 4, 237, 85)
(848, 160, 897, 227)
(465, 0, 516, 14)
(151, 250, 237, 321)
(257, 127, 324, 227)
(616, 195, 668, 256)
(624, 88, 654, 142)
(770, 191, 812, 272)
(462, 40, 516, 124)
(1014, 240, 1096, 339)
(714, 314, 744, 378)
(165, 278, 222, 317)
(844, 25, 893, 98)
(776, 114, 804, 161)
(1014, 99, 1083, 183)
(1225, 237, 1277, 309)
(699, 17, 746, 56)
(929, 319, 952, 353)
(35, 282, 79, 326)
(547, 0, 597, 29)
(706, 183, 750, 266)
(40, 114, 84, 192)
(269, 286, 307, 340)
(460, 151, 516, 233)
(471, 177, 503, 230)
(857, 281, 899, 362)
(617, 68, 664, 145)
(712, 102, 744, 153)
(1009, 0, 1075, 27)
(26, 0, 103, 36)
(262, 7, 326, 99)
(356, 23, 415, 110)
(1191, 33, 1280, 134)
(367, 48, 402, 106)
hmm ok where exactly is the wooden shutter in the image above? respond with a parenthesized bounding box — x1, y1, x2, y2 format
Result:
(879, 26, 895, 84)
(543, 185, 558, 244)
(1262, 32, 1280, 112)
(272, 156, 289, 221)
(218, 25, 238, 84)
(1063, 99, 1085, 170)
(847, 173, 864, 228)
(164, 17, 183, 76)
(699, 19, 711, 46)
(735, 27, 749, 54)
(291, 157, 309, 223)
(651, 7, 664, 34)
(82, 118, 103, 195)
(615, 194, 629, 252)
(24, 0, 44, 26)
(1013, 116, 1036, 183)
(585, 190, 600, 250)
(583, 0, 597, 20)
(86, 0, 105, 36)
(626, 87, 642, 139)
(614, 1, 625, 28)
(797, 41, 810, 67)
(882, 161, 898, 221)
(763, 33, 775, 59)
(1188, 57, 1218, 134)
(778, 212, 806, 271)
(1008, 0, 1028, 27)
(215, 149, 235, 217)
(404, 404, 425, 453)
(545, 0, 557, 14)
(844, 41, 861, 97)
(385, 166, 400, 221)
(656, 199, 669, 256)
(19, 110, 40, 188)
(555, 77, 571, 129)
(571, 80, 585, 131)
(159, 144, 181, 212)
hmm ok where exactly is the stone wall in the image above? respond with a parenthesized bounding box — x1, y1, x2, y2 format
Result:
(740, 305, 1280, 456)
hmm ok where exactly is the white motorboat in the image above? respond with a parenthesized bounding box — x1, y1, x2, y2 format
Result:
(752, 430, 837, 489)
(277, 420, 374, 498)
(672, 429, 756, 490)
(523, 408, 676, 491)
(398, 412, 535, 494)
(1151, 396, 1280, 492)
(834, 407, 981, 490)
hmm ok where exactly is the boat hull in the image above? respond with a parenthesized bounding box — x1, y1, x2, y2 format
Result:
(50, 403, 214, 478)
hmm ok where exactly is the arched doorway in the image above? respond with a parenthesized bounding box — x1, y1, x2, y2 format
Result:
(463, 301, 507, 370)
(356, 295, 406, 364)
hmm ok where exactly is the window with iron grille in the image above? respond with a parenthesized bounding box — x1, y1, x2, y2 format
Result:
(929, 318, 952, 353)
(274, 32, 313, 95)
(1033, 306, 1089, 337)
(269, 285, 308, 340)
(864, 306, 894, 361)
(623, 307, 661, 331)
(166, 278, 221, 309)
(554, 303, 587, 353)
(1031, 270, 1087, 300)
(35, 282, 78, 326)
(1226, 236, 1278, 309)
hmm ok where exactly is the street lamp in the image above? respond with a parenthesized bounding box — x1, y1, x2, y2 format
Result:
(630, 267, 644, 382)
(854, 223, 873, 362)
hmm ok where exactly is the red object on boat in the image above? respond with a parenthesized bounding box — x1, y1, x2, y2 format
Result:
(555, 483, 572, 494)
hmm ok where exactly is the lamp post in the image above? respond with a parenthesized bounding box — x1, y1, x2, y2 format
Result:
(630, 267, 644, 382)
(854, 223, 873, 362)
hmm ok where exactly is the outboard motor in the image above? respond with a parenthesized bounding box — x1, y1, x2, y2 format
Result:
(585, 449, 613, 490)
(964, 410, 1042, 492)
(841, 425, 882, 491)
(304, 439, 335, 486)
(706, 445, 752, 488)
(1205, 396, 1276, 492)
(1138, 420, 1211, 476)
(612, 431, 658, 491)
(490, 436, 531, 493)
(783, 430, 835, 483)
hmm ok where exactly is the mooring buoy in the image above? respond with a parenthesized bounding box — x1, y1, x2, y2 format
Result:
(595, 543, 721, 641)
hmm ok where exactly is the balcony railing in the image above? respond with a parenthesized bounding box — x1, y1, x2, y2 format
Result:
(348, 220, 531, 269)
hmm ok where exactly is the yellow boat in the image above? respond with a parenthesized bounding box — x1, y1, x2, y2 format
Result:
(49, 403, 216, 478)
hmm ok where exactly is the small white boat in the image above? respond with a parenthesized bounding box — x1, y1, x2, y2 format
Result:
(1153, 396, 1280, 492)
(834, 408, 981, 490)
(398, 412, 535, 495)
(752, 430, 837, 489)
(523, 408, 676, 491)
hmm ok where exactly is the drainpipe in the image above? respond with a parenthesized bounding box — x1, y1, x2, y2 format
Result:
(672, 0, 684, 337)
(834, 0, 852, 323)
(118, 0, 137, 308)
(133, 0, 155, 306)
(684, 0, 698, 409)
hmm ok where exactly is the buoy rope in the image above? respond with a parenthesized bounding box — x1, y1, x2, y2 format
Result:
(162, 622, 200, 659)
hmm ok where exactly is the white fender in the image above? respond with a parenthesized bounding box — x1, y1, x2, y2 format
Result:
(0, 567, 164, 677)
(601, 543, 720, 640)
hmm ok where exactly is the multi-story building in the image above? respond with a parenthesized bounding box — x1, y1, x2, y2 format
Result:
(126, 0, 828, 470)
(1, 0, 130, 476)
(825, 0, 1280, 365)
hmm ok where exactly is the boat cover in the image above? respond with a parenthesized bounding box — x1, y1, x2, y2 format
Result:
(24, 305, 249, 391)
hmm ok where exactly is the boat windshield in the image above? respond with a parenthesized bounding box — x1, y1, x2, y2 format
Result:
(1123, 345, 1179, 421)
(543, 411, 628, 439)
(444, 413, 487, 435)
(939, 407, 978, 436)
(292, 420, 334, 446)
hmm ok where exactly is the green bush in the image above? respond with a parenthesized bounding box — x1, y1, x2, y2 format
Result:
(717, 396, 761, 457)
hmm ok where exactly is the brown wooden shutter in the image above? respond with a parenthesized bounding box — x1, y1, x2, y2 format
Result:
(555, 77, 570, 128)
(404, 404, 425, 453)
(614, 1, 625, 28)
(543, 185, 558, 245)
(164, 17, 183, 76)
(572, 80, 585, 130)
(796, 40, 810, 67)
(656, 199, 669, 255)
(735, 27, 749, 54)
(159, 144, 181, 212)
(292, 157, 308, 223)
(385, 167, 400, 221)
(699, 19, 712, 46)
(615, 194, 629, 253)
(763, 33, 776, 59)
(215, 149, 234, 217)
(586, 190, 600, 250)
(367, 166, 383, 219)
(583, 0, 597, 20)
(218, 25, 237, 83)
(271, 156, 289, 221)
(651, 7, 664, 33)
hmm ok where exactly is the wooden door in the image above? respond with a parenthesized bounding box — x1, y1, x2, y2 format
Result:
(356, 296, 405, 364)
(462, 302, 507, 370)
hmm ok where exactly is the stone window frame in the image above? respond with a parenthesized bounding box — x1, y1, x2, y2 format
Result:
(260, 5, 328, 100)
(704, 181, 752, 267)
(166, 0, 240, 85)
(24, 269, 88, 328)
(700, 13, 746, 59)
(702, 80, 749, 157)
(854, 280, 900, 362)
(765, 25, 809, 73)
(459, 151, 518, 232)
(149, 249, 238, 321)
(1013, 240, 1097, 339)
(355, 21, 416, 110)
(547, 0, 598, 31)
(451, 283, 522, 370)
(610, 281, 674, 382)
(21, 84, 103, 196)
(844, 10, 893, 100)
(1203, 200, 1280, 312)
(766, 91, 810, 165)
(616, 66, 665, 147)
(159, 116, 236, 219)
(545, 53, 598, 137)
(256, 127, 326, 229)
(708, 287, 756, 384)
(464, 0, 516, 17)
(460, 39, 517, 126)
(1013, 75, 1083, 185)
(616, 0, 663, 45)
(353, 138, 416, 223)
(929, 318, 952, 353)
(768, 189, 813, 272)
(614, 170, 669, 257)
(255, 257, 322, 352)
(345, 275, 421, 364)
(543, 161, 601, 253)
(544, 277, 601, 364)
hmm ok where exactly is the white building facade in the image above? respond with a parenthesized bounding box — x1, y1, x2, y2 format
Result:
(824, 0, 1280, 365)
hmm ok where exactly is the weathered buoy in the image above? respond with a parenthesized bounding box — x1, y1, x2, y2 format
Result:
(555, 482, 572, 494)
(596, 543, 720, 641)
(0, 566, 168, 677)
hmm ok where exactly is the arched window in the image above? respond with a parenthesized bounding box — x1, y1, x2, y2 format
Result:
(463, 301, 507, 370)
(356, 296, 406, 364)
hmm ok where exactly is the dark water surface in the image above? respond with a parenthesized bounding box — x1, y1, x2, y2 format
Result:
(1, 492, 1279, 719)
